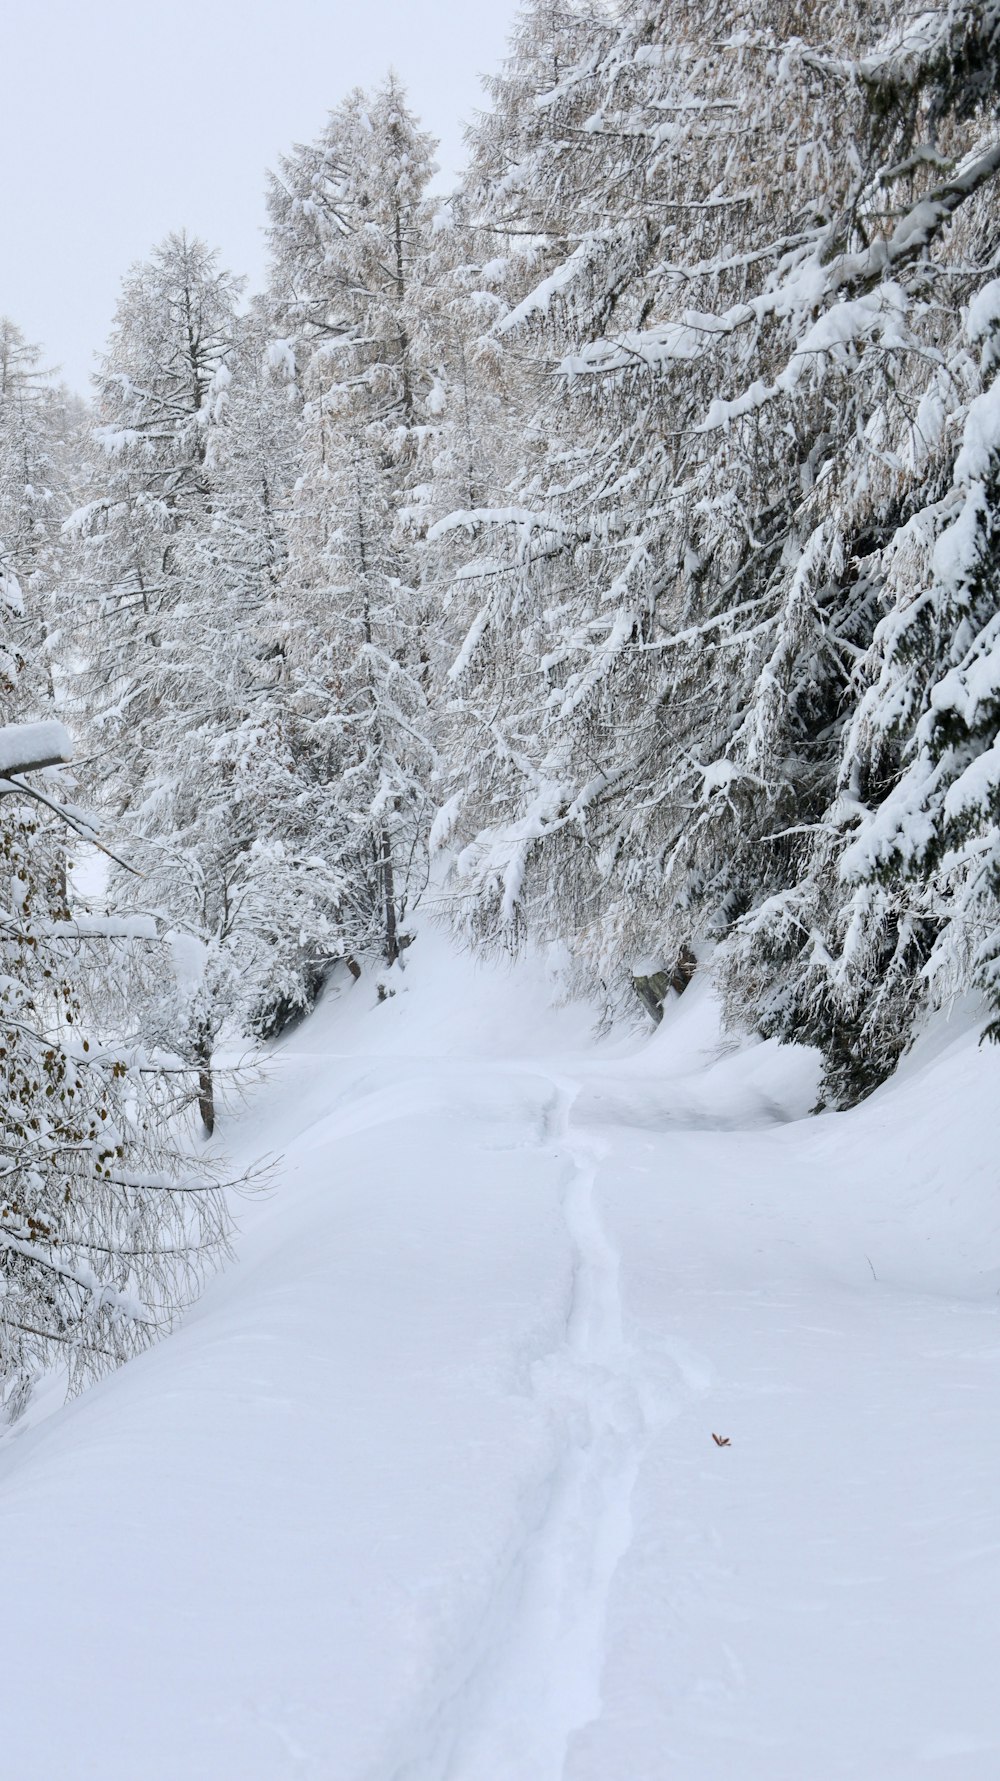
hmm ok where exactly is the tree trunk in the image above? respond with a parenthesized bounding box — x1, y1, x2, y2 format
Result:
(379, 825, 399, 967)
(195, 1026, 215, 1137)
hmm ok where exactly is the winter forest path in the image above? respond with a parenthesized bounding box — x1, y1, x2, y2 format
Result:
(382, 1070, 657, 1781)
(0, 962, 999, 1780)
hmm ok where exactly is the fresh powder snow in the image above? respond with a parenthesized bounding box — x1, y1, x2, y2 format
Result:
(0, 926, 997, 1780)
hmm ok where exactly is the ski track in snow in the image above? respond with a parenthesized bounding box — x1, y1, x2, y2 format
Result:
(377, 1071, 666, 1781)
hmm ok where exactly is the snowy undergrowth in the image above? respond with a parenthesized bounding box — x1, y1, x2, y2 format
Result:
(0, 927, 997, 1780)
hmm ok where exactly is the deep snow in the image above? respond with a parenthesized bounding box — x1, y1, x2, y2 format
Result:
(1, 928, 998, 1779)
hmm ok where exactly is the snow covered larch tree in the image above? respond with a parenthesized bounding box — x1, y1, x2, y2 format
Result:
(68, 232, 242, 809)
(433, 0, 1000, 1097)
(0, 584, 231, 1418)
(68, 240, 348, 1128)
(267, 76, 441, 976)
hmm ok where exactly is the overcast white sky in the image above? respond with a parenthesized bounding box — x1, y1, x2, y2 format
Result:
(2, 0, 519, 393)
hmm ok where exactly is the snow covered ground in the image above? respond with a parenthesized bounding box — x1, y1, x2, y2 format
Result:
(1, 929, 999, 1780)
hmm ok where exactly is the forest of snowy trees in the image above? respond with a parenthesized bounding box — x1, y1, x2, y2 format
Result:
(5, 0, 1000, 1410)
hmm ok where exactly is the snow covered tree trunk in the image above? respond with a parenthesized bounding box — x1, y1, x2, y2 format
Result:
(195, 1023, 215, 1138)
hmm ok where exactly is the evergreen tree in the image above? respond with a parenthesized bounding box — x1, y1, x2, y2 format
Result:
(69, 232, 242, 808)
(0, 545, 229, 1419)
(435, 0, 1000, 1095)
(0, 318, 79, 684)
(436, 0, 877, 993)
(70, 244, 348, 1126)
(268, 76, 440, 972)
(717, 0, 1000, 1097)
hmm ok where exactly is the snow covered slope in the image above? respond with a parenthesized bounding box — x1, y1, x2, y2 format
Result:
(1, 931, 998, 1780)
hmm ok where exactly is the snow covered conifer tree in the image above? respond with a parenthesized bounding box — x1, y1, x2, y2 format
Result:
(72, 249, 352, 1126)
(103, 307, 349, 1126)
(874, 281, 1000, 1041)
(437, 0, 872, 995)
(66, 236, 242, 1126)
(435, 0, 1000, 1085)
(267, 77, 441, 972)
(0, 557, 230, 1417)
(69, 233, 242, 810)
(714, 0, 1000, 1097)
(0, 317, 233, 1400)
(757, 272, 1000, 1098)
(0, 319, 78, 680)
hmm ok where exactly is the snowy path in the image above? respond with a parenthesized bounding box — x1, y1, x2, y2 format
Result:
(384, 1075, 652, 1781)
(0, 951, 999, 1780)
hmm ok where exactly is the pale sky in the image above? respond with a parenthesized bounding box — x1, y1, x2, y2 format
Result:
(2, 0, 519, 393)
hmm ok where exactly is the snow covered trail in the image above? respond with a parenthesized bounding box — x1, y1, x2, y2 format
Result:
(0, 943, 998, 1780)
(382, 1074, 656, 1781)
